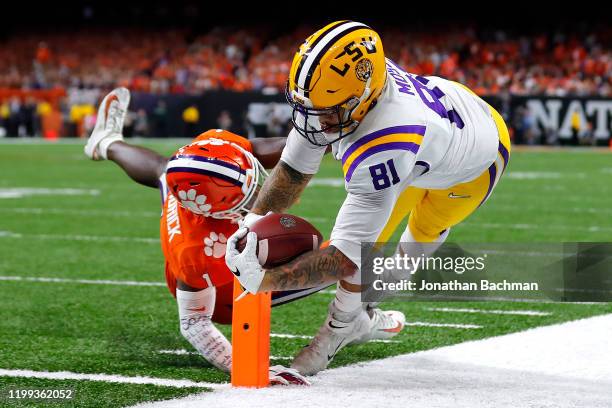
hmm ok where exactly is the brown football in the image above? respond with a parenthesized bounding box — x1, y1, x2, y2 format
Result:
(237, 213, 323, 268)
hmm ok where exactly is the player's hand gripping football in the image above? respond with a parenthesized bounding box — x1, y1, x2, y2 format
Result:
(225, 227, 264, 297)
(269, 365, 311, 386)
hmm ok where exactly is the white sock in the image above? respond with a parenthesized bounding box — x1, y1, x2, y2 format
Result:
(98, 135, 122, 160)
(332, 284, 363, 320)
(176, 288, 232, 372)
(386, 228, 450, 282)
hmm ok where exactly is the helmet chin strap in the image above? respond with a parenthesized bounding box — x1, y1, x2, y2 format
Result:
(349, 75, 372, 122)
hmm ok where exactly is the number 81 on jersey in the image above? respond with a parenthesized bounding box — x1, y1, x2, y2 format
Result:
(369, 159, 400, 190)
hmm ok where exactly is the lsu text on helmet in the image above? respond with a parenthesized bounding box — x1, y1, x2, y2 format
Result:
(286, 20, 387, 146)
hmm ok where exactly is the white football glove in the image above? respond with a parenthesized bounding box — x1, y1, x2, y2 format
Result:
(225, 227, 264, 296)
(269, 365, 311, 386)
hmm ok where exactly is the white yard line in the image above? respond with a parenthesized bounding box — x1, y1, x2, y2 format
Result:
(131, 314, 612, 408)
(426, 307, 551, 316)
(404, 321, 482, 329)
(489, 203, 612, 215)
(0, 231, 159, 244)
(270, 333, 400, 343)
(0, 207, 159, 218)
(463, 222, 612, 233)
(158, 349, 292, 360)
(0, 188, 100, 199)
(0, 369, 227, 390)
(0, 276, 165, 287)
(307, 178, 345, 187)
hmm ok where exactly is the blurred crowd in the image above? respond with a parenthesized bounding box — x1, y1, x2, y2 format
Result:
(1, 25, 610, 96)
(0, 24, 610, 140)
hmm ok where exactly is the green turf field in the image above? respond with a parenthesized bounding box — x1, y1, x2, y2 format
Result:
(0, 140, 611, 407)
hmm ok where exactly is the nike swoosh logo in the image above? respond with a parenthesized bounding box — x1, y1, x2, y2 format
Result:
(326, 89, 341, 94)
(328, 321, 348, 329)
(188, 306, 207, 313)
(448, 193, 471, 199)
(104, 95, 119, 127)
(380, 322, 403, 333)
(327, 339, 346, 361)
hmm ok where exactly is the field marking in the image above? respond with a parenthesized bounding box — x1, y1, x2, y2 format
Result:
(0, 188, 100, 199)
(0, 207, 159, 218)
(0, 369, 227, 390)
(0, 230, 159, 244)
(0, 275, 166, 287)
(404, 321, 482, 329)
(488, 203, 612, 215)
(503, 171, 603, 180)
(271, 333, 400, 343)
(134, 314, 612, 408)
(308, 178, 345, 187)
(426, 307, 551, 316)
(158, 349, 292, 360)
(463, 222, 612, 233)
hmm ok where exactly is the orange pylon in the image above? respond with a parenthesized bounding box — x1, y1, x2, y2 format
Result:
(231, 278, 271, 387)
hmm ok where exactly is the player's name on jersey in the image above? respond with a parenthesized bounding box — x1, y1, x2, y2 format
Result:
(371, 279, 540, 292)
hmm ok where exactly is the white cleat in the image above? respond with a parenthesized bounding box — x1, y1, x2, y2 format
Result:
(291, 304, 372, 376)
(84, 87, 130, 160)
(349, 308, 406, 345)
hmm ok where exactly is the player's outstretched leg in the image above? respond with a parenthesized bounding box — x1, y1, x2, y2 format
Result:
(84, 87, 130, 160)
(84, 87, 168, 188)
(290, 300, 372, 376)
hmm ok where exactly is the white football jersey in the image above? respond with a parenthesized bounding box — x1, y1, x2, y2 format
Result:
(280, 58, 500, 269)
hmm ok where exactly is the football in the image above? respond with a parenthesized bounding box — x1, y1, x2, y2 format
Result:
(237, 213, 323, 268)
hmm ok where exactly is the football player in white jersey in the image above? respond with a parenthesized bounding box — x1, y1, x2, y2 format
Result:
(226, 21, 511, 375)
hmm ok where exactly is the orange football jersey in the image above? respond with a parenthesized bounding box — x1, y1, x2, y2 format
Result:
(160, 130, 253, 295)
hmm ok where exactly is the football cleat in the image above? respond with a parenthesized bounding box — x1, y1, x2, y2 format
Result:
(84, 87, 130, 160)
(349, 308, 405, 345)
(291, 303, 372, 376)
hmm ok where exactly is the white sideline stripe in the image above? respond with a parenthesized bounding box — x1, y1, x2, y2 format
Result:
(271, 333, 313, 339)
(0, 369, 227, 390)
(158, 349, 292, 360)
(0, 276, 599, 305)
(0, 275, 166, 287)
(463, 222, 612, 233)
(0, 207, 159, 218)
(307, 178, 345, 187)
(426, 307, 551, 316)
(271, 333, 400, 343)
(405, 321, 482, 329)
(0, 230, 159, 244)
(132, 314, 612, 408)
(0, 187, 100, 199)
(0, 275, 333, 294)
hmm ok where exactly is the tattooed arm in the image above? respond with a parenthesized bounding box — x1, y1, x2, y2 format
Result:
(259, 245, 357, 291)
(250, 160, 312, 215)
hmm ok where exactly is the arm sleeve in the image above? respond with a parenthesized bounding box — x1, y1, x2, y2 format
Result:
(329, 188, 398, 272)
(279, 128, 326, 175)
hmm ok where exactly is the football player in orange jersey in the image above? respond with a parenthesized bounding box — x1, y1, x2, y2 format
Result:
(84, 88, 319, 385)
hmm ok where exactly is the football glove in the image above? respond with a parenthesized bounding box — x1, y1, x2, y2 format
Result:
(225, 227, 264, 297)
